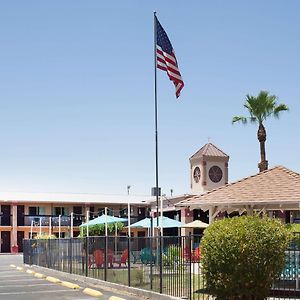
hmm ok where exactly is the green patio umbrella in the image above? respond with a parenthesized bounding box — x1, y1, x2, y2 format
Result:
(79, 215, 127, 227)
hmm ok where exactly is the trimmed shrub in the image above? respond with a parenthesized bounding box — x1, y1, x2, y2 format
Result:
(80, 222, 124, 237)
(201, 216, 291, 300)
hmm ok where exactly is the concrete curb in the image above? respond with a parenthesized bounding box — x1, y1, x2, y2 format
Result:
(26, 269, 35, 274)
(61, 281, 80, 289)
(16, 266, 24, 271)
(9, 264, 16, 268)
(83, 287, 103, 297)
(109, 296, 126, 300)
(25, 264, 181, 300)
(46, 276, 61, 283)
(34, 272, 46, 279)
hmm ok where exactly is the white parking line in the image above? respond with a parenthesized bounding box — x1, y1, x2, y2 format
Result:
(0, 289, 78, 295)
(0, 278, 41, 282)
(0, 283, 57, 288)
(0, 274, 31, 278)
(0, 272, 24, 275)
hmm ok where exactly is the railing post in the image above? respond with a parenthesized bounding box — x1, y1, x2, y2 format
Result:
(127, 234, 131, 287)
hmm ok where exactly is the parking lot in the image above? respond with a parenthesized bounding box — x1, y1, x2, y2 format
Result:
(0, 254, 135, 300)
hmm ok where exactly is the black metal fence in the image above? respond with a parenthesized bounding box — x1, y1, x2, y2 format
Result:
(23, 234, 300, 300)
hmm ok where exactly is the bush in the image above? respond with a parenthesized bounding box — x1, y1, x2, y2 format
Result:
(80, 222, 124, 237)
(201, 216, 291, 300)
(163, 245, 181, 266)
(34, 233, 56, 239)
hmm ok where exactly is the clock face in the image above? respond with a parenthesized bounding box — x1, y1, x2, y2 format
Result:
(193, 167, 201, 183)
(209, 166, 223, 183)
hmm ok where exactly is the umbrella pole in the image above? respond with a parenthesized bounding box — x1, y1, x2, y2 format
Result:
(105, 207, 108, 237)
(115, 222, 117, 256)
(86, 210, 89, 237)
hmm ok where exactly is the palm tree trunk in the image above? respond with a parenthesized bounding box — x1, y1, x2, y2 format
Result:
(257, 122, 268, 172)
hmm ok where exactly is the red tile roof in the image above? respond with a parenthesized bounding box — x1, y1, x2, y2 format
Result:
(178, 166, 300, 207)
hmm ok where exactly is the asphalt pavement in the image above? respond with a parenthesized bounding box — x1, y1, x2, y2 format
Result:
(0, 254, 136, 300)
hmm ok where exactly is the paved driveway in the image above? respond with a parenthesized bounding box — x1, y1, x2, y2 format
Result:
(0, 254, 136, 300)
(0, 255, 95, 300)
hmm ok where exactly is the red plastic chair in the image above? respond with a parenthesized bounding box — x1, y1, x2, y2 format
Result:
(93, 249, 104, 268)
(107, 248, 114, 268)
(115, 249, 128, 267)
(191, 247, 201, 262)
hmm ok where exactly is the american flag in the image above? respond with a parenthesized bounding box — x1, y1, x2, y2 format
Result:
(155, 16, 184, 98)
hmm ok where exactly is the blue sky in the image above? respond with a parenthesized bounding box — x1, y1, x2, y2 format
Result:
(0, 1, 299, 196)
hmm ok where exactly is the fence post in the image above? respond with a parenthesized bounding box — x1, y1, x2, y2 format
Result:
(47, 238, 50, 268)
(85, 236, 89, 277)
(189, 234, 192, 300)
(69, 238, 73, 274)
(104, 236, 107, 281)
(127, 234, 131, 287)
(37, 240, 40, 266)
(159, 232, 163, 294)
(150, 218, 153, 290)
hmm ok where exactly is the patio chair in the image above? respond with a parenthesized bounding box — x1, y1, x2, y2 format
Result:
(191, 247, 201, 262)
(107, 248, 114, 268)
(140, 248, 156, 265)
(114, 249, 128, 267)
(93, 249, 104, 268)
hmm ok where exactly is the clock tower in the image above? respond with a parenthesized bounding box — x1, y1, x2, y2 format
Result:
(190, 143, 229, 194)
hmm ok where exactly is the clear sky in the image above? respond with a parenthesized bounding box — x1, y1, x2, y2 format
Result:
(0, 1, 299, 197)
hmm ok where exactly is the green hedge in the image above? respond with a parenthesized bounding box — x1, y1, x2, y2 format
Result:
(201, 216, 291, 300)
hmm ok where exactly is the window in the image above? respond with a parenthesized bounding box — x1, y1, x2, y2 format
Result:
(28, 207, 45, 216)
(54, 207, 68, 216)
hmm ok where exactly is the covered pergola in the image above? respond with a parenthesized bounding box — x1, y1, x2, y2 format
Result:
(176, 166, 300, 224)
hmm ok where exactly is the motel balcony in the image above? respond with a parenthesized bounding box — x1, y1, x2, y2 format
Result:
(21, 215, 86, 227)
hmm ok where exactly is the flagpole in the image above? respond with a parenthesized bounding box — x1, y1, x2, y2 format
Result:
(154, 11, 159, 229)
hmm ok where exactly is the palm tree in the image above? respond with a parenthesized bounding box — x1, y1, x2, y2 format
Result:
(232, 91, 289, 172)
